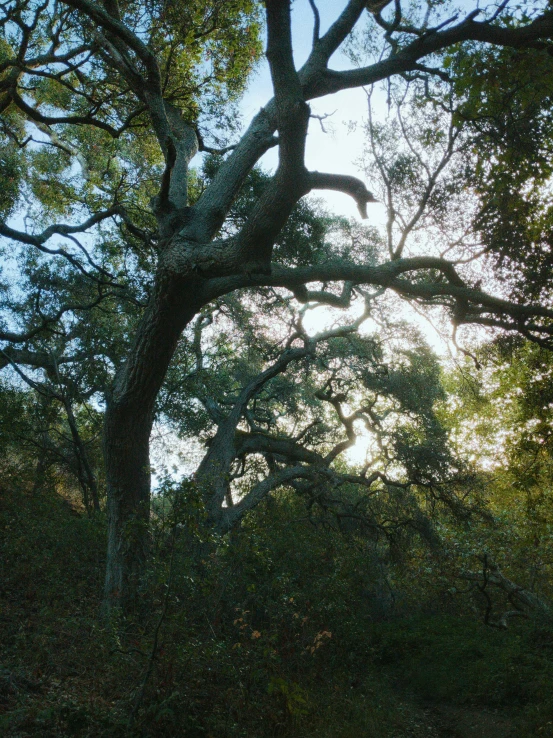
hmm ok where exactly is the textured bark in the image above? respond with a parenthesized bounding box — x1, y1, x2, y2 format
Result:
(195, 346, 311, 528)
(103, 271, 202, 609)
(103, 403, 152, 611)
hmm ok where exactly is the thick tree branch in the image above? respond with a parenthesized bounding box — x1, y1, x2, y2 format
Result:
(292, 281, 354, 308)
(315, 389, 358, 463)
(196, 343, 311, 522)
(196, 300, 378, 526)
(306, 10, 553, 99)
(236, 431, 324, 466)
(218, 465, 317, 532)
(309, 171, 377, 218)
(189, 3, 553, 263)
(188, 106, 279, 243)
(204, 257, 553, 347)
(461, 555, 550, 628)
(202, 0, 313, 272)
(0, 347, 98, 372)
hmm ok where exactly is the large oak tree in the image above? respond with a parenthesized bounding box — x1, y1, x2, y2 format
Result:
(2, 0, 553, 610)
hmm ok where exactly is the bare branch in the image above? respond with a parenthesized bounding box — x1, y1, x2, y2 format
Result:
(309, 171, 378, 218)
(0, 208, 123, 284)
(303, 9, 553, 99)
(308, 0, 367, 66)
(307, 0, 321, 45)
(0, 292, 108, 345)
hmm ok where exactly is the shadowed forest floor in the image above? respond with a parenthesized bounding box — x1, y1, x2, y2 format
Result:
(1, 485, 552, 737)
(396, 705, 514, 737)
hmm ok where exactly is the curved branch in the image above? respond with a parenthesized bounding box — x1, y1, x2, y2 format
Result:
(0, 208, 124, 284)
(60, 0, 160, 80)
(218, 465, 317, 532)
(0, 292, 108, 345)
(205, 257, 553, 345)
(10, 89, 122, 137)
(236, 431, 324, 466)
(309, 171, 377, 218)
(306, 10, 553, 98)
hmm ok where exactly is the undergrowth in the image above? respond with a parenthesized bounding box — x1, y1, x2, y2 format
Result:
(1, 485, 552, 736)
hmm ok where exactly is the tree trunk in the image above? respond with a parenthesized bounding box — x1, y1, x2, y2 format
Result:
(104, 402, 153, 612)
(103, 271, 202, 612)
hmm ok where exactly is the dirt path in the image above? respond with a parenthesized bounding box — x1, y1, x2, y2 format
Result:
(424, 705, 514, 738)
(392, 703, 515, 738)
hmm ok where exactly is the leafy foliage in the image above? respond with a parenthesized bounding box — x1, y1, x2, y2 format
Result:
(2, 477, 553, 737)
(451, 41, 553, 300)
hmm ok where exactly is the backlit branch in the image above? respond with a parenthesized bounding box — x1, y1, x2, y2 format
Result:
(0, 208, 124, 284)
(196, 301, 379, 527)
(309, 172, 378, 218)
(302, 8, 553, 99)
(292, 281, 355, 308)
(206, 257, 553, 347)
(306, 0, 367, 67)
(307, 0, 321, 44)
(0, 291, 108, 345)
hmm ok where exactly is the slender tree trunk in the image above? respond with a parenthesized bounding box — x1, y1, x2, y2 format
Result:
(62, 395, 100, 514)
(32, 444, 50, 495)
(103, 271, 202, 612)
(32, 395, 53, 495)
